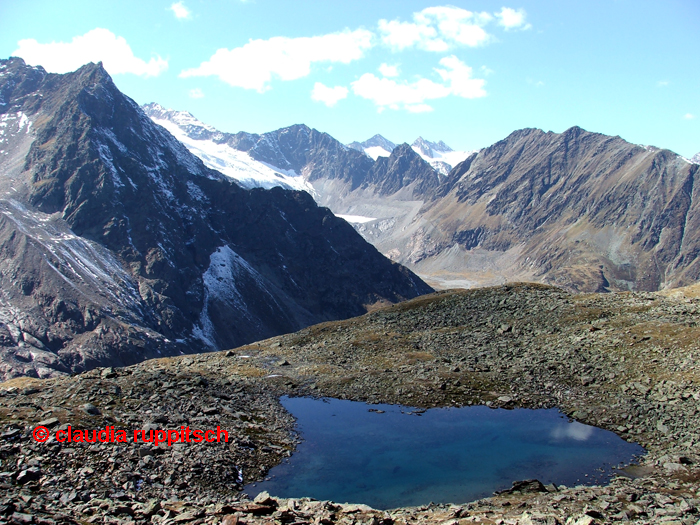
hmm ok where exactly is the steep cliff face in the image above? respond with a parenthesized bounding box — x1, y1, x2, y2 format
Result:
(365, 143, 442, 196)
(0, 58, 431, 379)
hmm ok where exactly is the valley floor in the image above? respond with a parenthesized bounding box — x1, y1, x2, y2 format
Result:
(1, 282, 700, 524)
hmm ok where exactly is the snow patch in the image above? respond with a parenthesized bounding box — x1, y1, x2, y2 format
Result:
(337, 214, 377, 224)
(194, 245, 281, 349)
(0, 111, 32, 137)
(364, 146, 392, 160)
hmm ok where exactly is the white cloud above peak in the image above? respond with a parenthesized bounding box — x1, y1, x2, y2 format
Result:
(170, 1, 192, 20)
(352, 55, 486, 113)
(13, 28, 168, 76)
(311, 83, 348, 107)
(494, 7, 531, 30)
(180, 29, 373, 92)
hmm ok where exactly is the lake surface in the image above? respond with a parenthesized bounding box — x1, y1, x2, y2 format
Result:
(245, 397, 644, 509)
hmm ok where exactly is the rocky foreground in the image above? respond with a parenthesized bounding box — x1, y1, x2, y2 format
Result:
(1, 283, 700, 524)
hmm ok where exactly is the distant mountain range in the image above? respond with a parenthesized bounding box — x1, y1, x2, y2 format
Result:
(148, 104, 700, 294)
(0, 58, 430, 380)
(346, 134, 476, 175)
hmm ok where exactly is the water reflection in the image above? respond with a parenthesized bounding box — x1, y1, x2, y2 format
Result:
(551, 421, 596, 441)
(245, 397, 644, 509)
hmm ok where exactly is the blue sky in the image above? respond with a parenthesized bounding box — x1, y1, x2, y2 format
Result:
(1, 0, 698, 157)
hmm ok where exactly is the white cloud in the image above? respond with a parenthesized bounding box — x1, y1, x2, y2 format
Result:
(180, 29, 373, 92)
(657, 80, 669, 87)
(351, 55, 485, 113)
(378, 6, 495, 52)
(311, 82, 348, 107)
(685, 113, 696, 120)
(379, 63, 400, 77)
(170, 1, 192, 19)
(189, 88, 204, 99)
(494, 7, 531, 30)
(352, 74, 446, 113)
(13, 28, 167, 76)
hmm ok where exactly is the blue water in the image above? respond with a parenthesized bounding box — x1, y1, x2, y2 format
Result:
(245, 397, 644, 509)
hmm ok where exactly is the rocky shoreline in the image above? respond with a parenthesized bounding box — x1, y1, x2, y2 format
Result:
(1, 283, 700, 524)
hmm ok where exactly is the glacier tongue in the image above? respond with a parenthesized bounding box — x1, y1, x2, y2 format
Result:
(149, 117, 316, 194)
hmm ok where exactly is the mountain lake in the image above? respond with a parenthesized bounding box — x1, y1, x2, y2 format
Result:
(244, 396, 645, 510)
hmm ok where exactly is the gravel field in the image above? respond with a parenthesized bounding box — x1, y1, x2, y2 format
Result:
(1, 283, 699, 524)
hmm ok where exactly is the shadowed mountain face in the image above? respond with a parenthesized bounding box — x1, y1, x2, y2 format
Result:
(0, 57, 431, 380)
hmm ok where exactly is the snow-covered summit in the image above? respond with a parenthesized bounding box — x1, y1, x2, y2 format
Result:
(692, 152, 700, 164)
(411, 137, 453, 158)
(142, 102, 221, 141)
(347, 134, 397, 160)
(347, 133, 477, 175)
(143, 103, 315, 194)
(410, 137, 477, 176)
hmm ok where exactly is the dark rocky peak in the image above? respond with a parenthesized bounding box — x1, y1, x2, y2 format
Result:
(448, 126, 620, 189)
(360, 134, 397, 152)
(346, 134, 397, 155)
(1, 59, 127, 127)
(346, 141, 365, 153)
(411, 137, 453, 158)
(225, 124, 375, 188)
(0, 57, 47, 114)
(18, 60, 219, 230)
(224, 124, 311, 171)
(367, 143, 440, 195)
